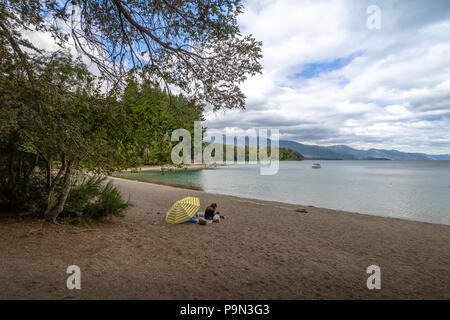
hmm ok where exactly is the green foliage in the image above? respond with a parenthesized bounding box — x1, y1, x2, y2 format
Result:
(62, 176, 132, 223)
(0, 158, 47, 213)
(0, 0, 262, 220)
(0, 0, 262, 110)
(279, 147, 305, 161)
(0, 49, 206, 220)
(120, 78, 204, 166)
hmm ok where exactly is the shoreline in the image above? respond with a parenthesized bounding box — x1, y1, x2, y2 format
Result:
(1, 177, 449, 299)
(111, 176, 449, 227)
(125, 163, 227, 172)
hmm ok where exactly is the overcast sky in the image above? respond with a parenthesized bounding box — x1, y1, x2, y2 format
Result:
(204, 0, 450, 154)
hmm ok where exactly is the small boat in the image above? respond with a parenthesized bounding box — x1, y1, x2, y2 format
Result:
(312, 163, 321, 169)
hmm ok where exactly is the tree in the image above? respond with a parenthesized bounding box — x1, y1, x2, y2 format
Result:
(0, 51, 120, 221)
(120, 78, 205, 165)
(0, 0, 263, 222)
(0, 0, 263, 110)
(0, 50, 206, 221)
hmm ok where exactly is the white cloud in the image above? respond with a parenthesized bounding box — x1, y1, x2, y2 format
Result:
(204, 0, 450, 154)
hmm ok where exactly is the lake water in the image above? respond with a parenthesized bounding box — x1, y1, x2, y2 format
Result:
(117, 160, 450, 225)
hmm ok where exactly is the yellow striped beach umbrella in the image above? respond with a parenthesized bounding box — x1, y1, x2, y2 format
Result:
(166, 197, 201, 224)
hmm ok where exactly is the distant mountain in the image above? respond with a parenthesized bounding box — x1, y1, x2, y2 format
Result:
(278, 140, 347, 160)
(429, 154, 450, 160)
(279, 141, 434, 160)
(325, 144, 434, 160)
(205, 136, 445, 160)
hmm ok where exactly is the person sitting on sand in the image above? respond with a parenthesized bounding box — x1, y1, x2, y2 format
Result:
(204, 203, 226, 222)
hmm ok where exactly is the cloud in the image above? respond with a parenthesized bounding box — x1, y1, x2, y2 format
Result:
(204, 0, 450, 154)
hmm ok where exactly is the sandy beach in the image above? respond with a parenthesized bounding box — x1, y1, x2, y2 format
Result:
(0, 177, 449, 299)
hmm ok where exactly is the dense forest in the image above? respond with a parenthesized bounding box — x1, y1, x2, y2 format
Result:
(0, 1, 265, 223)
(278, 147, 305, 161)
(0, 52, 204, 222)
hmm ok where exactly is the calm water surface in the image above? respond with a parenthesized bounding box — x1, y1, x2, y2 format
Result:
(117, 160, 450, 225)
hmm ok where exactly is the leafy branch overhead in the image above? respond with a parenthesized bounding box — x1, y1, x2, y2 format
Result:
(0, 0, 262, 222)
(0, 0, 263, 110)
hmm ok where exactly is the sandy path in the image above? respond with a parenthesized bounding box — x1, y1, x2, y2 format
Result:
(0, 177, 449, 299)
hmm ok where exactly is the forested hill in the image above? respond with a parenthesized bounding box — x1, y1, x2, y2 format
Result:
(279, 147, 305, 161)
(204, 144, 304, 161)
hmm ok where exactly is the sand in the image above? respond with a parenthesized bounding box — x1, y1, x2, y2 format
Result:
(0, 177, 449, 299)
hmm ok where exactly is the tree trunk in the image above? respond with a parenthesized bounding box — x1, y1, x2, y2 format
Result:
(7, 152, 16, 185)
(42, 154, 66, 217)
(22, 154, 38, 193)
(45, 159, 74, 222)
(46, 160, 51, 190)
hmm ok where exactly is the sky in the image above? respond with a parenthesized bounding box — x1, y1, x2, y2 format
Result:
(204, 0, 450, 154)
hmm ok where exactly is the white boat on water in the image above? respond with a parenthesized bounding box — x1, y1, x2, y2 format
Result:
(312, 163, 321, 169)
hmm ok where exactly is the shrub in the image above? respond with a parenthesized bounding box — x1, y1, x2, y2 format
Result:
(0, 171, 48, 215)
(62, 175, 132, 223)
